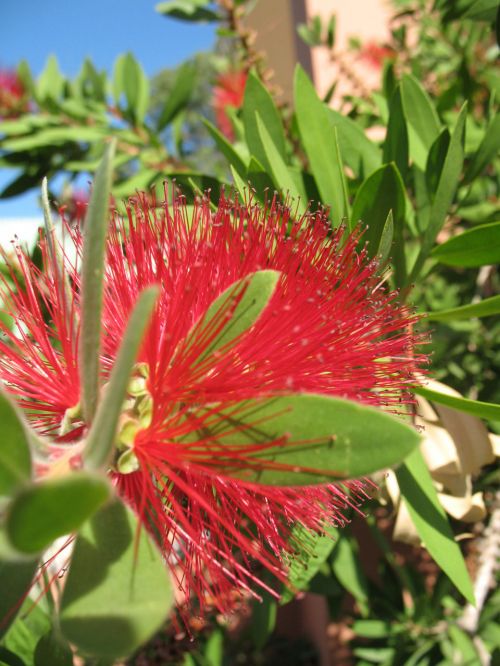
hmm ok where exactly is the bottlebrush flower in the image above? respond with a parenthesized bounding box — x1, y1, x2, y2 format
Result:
(359, 42, 396, 70)
(58, 188, 89, 225)
(0, 68, 28, 119)
(212, 70, 247, 140)
(0, 189, 424, 615)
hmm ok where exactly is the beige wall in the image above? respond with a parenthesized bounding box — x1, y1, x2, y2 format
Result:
(306, 0, 392, 101)
(245, 0, 392, 103)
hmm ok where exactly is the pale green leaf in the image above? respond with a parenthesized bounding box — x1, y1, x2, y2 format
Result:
(397, 449, 475, 604)
(60, 500, 173, 659)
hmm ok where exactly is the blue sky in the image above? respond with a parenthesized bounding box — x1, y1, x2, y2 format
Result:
(0, 0, 216, 218)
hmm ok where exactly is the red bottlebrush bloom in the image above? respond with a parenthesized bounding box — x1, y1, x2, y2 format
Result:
(0, 68, 28, 119)
(212, 70, 247, 140)
(359, 42, 396, 70)
(0, 189, 424, 615)
(58, 188, 89, 225)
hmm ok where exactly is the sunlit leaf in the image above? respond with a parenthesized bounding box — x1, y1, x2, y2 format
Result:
(79, 141, 116, 423)
(431, 221, 500, 267)
(0, 389, 32, 496)
(427, 295, 500, 321)
(6, 473, 112, 555)
(401, 74, 441, 170)
(243, 71, 287, 167)
(83, 287, 158, 471)
(414, 386, 500, 421)
(181, 394, 421, 484)
(294, 65, 349, 224)
(397, 449, 475, 604)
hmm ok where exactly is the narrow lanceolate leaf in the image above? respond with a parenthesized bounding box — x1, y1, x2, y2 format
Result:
(182, 270, 280, 364)
(294, 65, 349, 225)
(414, 386, 500, 421)
(0, 553, 38, 640)
(328, 108, 381, 178)
(401, 74, 441, 170)
(464, 113, 500, 182)
(350, 163, 405, 268)
(60, 500, 173, 659)
(408, 103, 467, 285)
(230, 164, 248, 201)
(5, 473, 112, 555)
(427, 295, 500, 322)
(79, 140, 116, 424)
(41, 179, 74, 321)
(83, 287, 158, 471)
(383, 86, 409, 179)
(377, 210, 394, 266)
(202, 118, 247, 178)
(181, 394, 421, 485)
(158, 61, 197, 130)
(396, 449, 475, 604)
(281, 524, 338, 603)
(0, 388, 32, 495)
(331, 533, 369, 614)
(255, 114, 307, 214)
(431, 221, 500, 267)
(243, 71, 287, 167)
(122, 53, 150, 125)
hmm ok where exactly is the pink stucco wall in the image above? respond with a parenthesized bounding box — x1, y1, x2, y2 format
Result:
(305, 0, 393, 102)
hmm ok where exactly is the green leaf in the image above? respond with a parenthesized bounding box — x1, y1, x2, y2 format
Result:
(112, 54, 126, 105)
(425, 129, 450, 198)
(463, 0, 499, 21)
(352, 620, 391, 638)
(465, 113, 500, 182)
(414, 386, 500, 421)
(230, 164, 248, 200)
(111, 168, 157, 199)
(1, 596, 50, 664)
(281, 525, 338, 603)
(401, 74, 441, 170)
(182, 270, 280, 364)
(79, 141, 116, 423)
(60, 500, 173, 659)
(6, 473, 112, 555)
(0, 555, 38, 640)
(202, 118, 247, 178)
(294, 65, 349, 224)
(255, 114, 307, 215)
(331, 533, 369, 614)
(448, 625, 481, 663)
(155, 0, 220, 21)
(377, 210, 394, 266)
(351, 163, 405, 260)
(37, 55, 64, 101)
(181, 394, 421, 485)
(250, 594, 277, 649)
(0, 389, 32, 496)
(383, 86, 409, 179)
(397, 449, 475, 605)
(408, 103, 467, 284)
(431, 221, 500, 267)
(83, 287, 158, 471)
(34, 631, 73, 666)
(1, 127, 106, 152)
(158, 62, 197, 130)
(427, 295, 500, 321)
(122, 53, 150, 125)
(0, 646, 26, 666)
(243, 71, 287, 167)
(328, 108, 381, 178)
